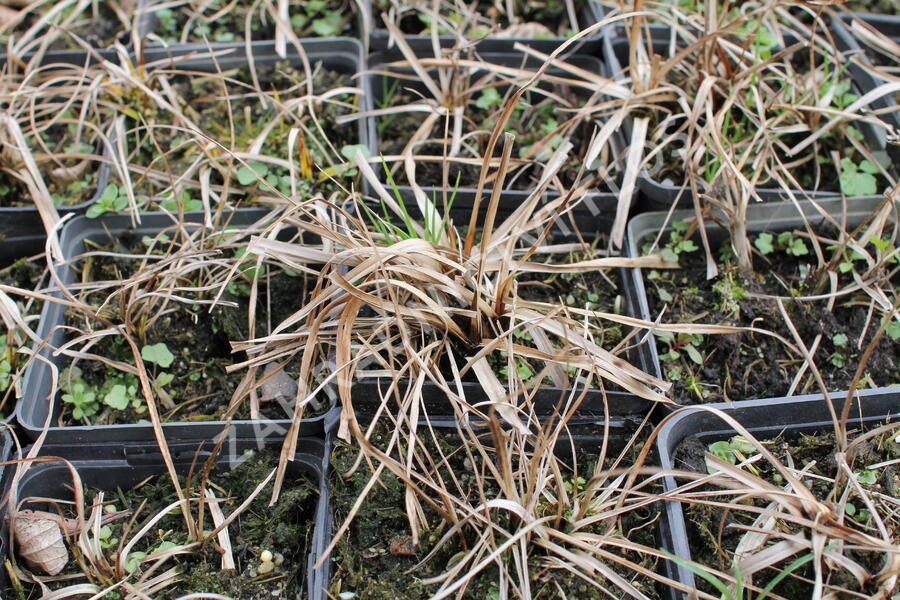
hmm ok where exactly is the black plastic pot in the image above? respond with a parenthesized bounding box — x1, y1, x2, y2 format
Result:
(655, 392, 900, 600)
(625, 196, 891, 412)
(16, 209, 331, 444)
(317, 417, 661, 600)
(364, 41, 627, 203)
(603, 32, 895, 211)
(137, 0, 366, 48)
(340, 189, 656, 421)
(2, 436, 330, 599)
(0, 49, 117, 238)
(367, 0, 609, 52)
(131, 39, 368, 208)
(832, 12, 900, 137)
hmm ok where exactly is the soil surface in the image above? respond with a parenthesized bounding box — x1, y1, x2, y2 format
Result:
(377, 83, 603, 191)
(118, 61, 358, 208)
(9, 452, 318, 600)
(152, 0, 356, 44)
(674, 424, 900, 597)
(642, 225, 900, 404)
(60, 233, 316, 425)
(328, 425, 661, 599)
(374, 0, 587, 37)
(0, 121, 101, 208)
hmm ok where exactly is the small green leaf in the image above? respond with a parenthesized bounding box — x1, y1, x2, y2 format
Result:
(237, 163, 268, 186)
(685, 344, 703, 364)
(855, 469, 877, 485)
(754, 232, 774, 255)
(832, 333, 848, 347)
(141, 343, 175, 368)
(341, 144, 371, 161)
(476, 87, 502, 109)
(104, 385, 129, 410)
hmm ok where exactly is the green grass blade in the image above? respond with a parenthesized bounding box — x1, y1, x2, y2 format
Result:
(662, 550, 734, 600)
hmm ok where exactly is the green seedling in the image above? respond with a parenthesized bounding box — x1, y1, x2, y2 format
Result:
(754, 232, 808, 257)
(839, 158, 879, 197)
(141, 342, 175, 368)
(160, 190, 202, 213)
(656, 221, 699, 263)
(662, 547, 824, 600)
(87, 184, 128, 218)
(362, 157, 458, 246)
(707, 435, 757, 474)
(475, 87, 503, 109)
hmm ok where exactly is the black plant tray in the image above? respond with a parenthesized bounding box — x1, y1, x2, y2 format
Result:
(363, 40, 627, 203)
(341, 189, 658, 421)
(832, 12, 900, 139)
(654, 392, 900, 600)
(16, 209, 331, 444)
(625, 196, 897, 413)
(603, 31, 894, 211)
(316, 417, 661, 600)
(367, 0, 609, 52)
(1, 436, 330, 599)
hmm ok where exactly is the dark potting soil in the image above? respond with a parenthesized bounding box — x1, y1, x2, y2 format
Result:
(119, 62, 357, 207)
(8, 452, 318, 600)
(329, 426, 661, 599)
(0, 0, 131, 50)
(642, 225, 900, 404)
(152, 0, 356, 44)
(0, 121, 102, 208)
(673, 424, 900, 597)
(377, 86, 602, 191)
(59, 233, 317, 425)
(373, 0, 587, 37)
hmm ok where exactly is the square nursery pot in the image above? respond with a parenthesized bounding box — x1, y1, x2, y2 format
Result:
(625, 195, 895, 416)
(603, 31, 896, 212)
(341, 189, 657, 423)
(16, 209, 331, 444)
(137, 0, 366, 48)
(318, 417, 667, 600)
(362, 40, 629, 205)
(132, 39, 368, 209)
(1, 436, 331, 599)
(654, 392, 900, 600)
(366, 0, 609, 52)
(0, 50, 117, 236)
(832, 13, 900, 147)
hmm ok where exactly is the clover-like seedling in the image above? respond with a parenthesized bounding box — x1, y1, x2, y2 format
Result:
(839, 158, 879, 197)
(141, 343, 175, 368)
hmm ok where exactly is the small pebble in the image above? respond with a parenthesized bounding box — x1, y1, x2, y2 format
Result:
(271, 589, 281, 597)
(260, 550, 273, 563)
(338, 593, 356, 600)
(258, 561, 275, 575)
(273, 552, 285, 566)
